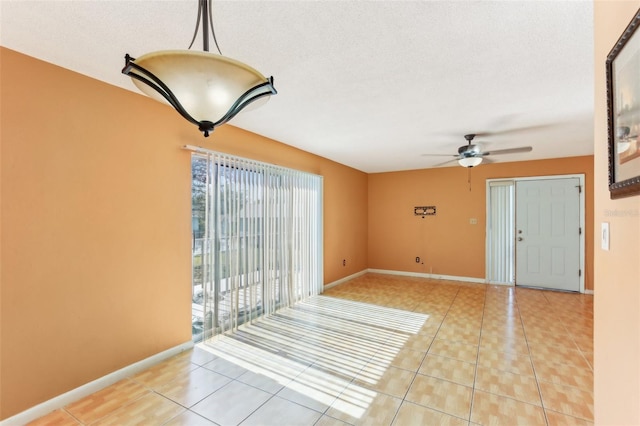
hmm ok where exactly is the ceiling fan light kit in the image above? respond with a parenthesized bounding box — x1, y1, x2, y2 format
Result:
(122, 0, 276, 137)
(458, 156, 483, 168)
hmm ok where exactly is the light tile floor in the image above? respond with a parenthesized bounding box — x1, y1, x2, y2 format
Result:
(29, 274, 593, 425)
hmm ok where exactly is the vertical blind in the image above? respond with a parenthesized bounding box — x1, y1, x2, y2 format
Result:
(487, 180, 515, 284)
(194, 150, 323, 339)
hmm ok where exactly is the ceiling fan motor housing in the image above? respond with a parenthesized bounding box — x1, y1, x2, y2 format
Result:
(458, 144, 481, 156)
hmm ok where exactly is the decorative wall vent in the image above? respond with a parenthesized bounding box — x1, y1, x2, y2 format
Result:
(414, 206, 436, 216)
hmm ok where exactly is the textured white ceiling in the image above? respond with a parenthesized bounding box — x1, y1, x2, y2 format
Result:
(0, 0, 594, 173)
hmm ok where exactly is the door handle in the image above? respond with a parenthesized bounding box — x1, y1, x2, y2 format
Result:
(517, 237, 523, 241)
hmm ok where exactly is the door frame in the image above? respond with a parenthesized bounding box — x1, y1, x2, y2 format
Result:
(485, 173, 586, 293)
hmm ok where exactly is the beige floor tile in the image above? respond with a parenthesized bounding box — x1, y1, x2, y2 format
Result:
(26, 409, 81, 426)
(401, 333, 434, 352)
(525, 329, 578, 349)
(417, 321, 443, 336)
(442, 317, 482, 331)
(419, 354, 476, 387)
(532, 358, 593, 391)
(93, 393, 185, 426)
(386, 348, 426, 372)
(192, 381, 272, 425)
(440, 321, 482, 333)
(355, 394, 402, 426)
(133, 356, 198, 389)
(25, 276, 594, 426)
(470, 390, 546, 425)
(572, 335, 594, 352)
(545, 409, 595, 426)
(307, 355, 364, 378)
(481, 318, 521, 331)
(392, 401, 467, 426)
(326, 385, 401, 425)
(447, 308, 484, 318)
(64, 379, 149, 424)
(479, 333, 529, 355)
(566, 325, 593, 340)
(163, 410, 217, 425)
(522, 321, 567, 335)
(428, 338, 478, 363)
(353, 365, 415, 399)
(174, 347, 218, 366)
(405, 374, 472, 419)
(202, 356, 249, 379)
(528, 343, 591, 369)
(236, 369, 290, 394)
(413, 304, 448, 316)
(582, 351, 593, 370)
(476, 348, 534, 377)
(480, 321, 525, 338)
(242, 395, 323, 425)
(539, 381, 594, 421)
(314, 415, 352, 426)
(474, 366, 542, 406)
(155, 366, 232, 407)
(481, 317, 523, 333)
(276, 367, 349, 413)
(436, 326, 481, 345)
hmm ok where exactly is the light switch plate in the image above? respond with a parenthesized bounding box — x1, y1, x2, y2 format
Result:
(601, 222, 610, 251)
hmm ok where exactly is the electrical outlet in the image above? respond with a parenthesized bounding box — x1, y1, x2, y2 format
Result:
(343, 259, 346, 266)
(416, 256, 420, 263)
(470, 218, 478, 225)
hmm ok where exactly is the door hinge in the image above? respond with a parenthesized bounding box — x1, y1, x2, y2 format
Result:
(576, 185, 582, 193)
(579, 227, 582, 235)
(579, 269, 582, 277)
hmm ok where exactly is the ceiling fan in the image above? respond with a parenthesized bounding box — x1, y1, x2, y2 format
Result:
(423, 134, 533, 168)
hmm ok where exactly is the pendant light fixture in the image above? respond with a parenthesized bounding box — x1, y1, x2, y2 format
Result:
(122, 0, 276, 137)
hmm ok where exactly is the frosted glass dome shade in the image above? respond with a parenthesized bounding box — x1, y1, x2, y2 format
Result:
(458, 156, 483, 168)
(124, 50, 276, 136)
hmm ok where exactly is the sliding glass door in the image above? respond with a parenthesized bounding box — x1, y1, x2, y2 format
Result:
(191, 152, 322, 342)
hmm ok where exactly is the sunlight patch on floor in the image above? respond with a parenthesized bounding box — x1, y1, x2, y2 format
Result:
(199, 295, 428, 420)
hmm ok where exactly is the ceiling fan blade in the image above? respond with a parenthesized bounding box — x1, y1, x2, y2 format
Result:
(474, 123, 557, 137)
(484, 146, 532, 155)
(481, 157, 496, 164)
(421, 153, 458, 157)
(432, 158, 459, 167)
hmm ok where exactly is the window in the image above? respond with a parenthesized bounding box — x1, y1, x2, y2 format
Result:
(191, 152, 323, 342)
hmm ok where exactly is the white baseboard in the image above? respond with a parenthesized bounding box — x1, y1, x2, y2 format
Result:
(486, 281, 515, 286)
(323, 270, 592, 295)
(323, 269, 368, 290)
(1, 340, 194, 426)
(368, 268, 486, 284)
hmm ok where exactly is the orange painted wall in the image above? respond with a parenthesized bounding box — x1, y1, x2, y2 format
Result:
(0, 48, 368, 419)
(594, 1, 640, 424)
(368, 156, 594, 290)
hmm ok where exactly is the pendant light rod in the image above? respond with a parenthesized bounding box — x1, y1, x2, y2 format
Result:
(188, 0, 223, 54)
(202, 0, 210, 52)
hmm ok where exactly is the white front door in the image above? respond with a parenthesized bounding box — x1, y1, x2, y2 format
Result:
(515, 178, 581, 292)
